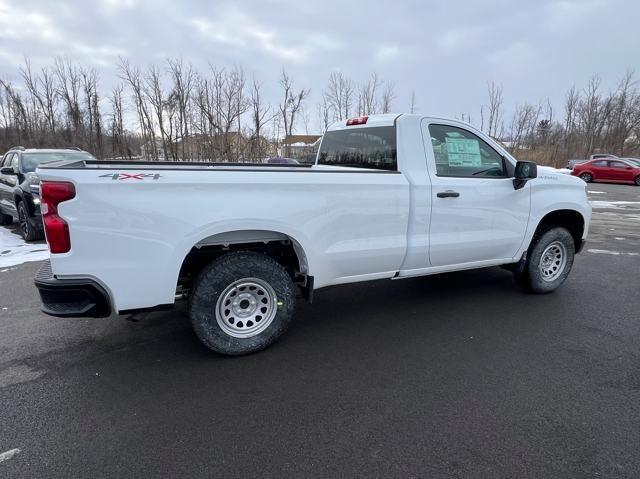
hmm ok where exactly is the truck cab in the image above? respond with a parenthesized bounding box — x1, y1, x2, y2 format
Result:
(319, 114, 589, 275)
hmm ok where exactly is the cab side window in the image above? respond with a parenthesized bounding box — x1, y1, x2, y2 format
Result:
(11, 154, 19, 170)
(427, 124, 506, 178)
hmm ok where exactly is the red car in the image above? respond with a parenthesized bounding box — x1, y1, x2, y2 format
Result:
(572, 158, 640, 186)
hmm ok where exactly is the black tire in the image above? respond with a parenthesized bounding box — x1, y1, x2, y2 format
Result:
(634, 175, 640, 186)
(17, 201, 41, 241)
(513, 227, 575, 294)
(189, 251, 296, 355)
(0, 210, 12, 226)
(579, 172, 593, 183)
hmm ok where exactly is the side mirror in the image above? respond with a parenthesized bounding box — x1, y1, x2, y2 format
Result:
(0, 166, 17, 175)
(513, 161, 537, 190)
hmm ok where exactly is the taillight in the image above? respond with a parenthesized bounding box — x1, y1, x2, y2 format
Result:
(346, 116, 368, 126)
(41, 181, 76, 254)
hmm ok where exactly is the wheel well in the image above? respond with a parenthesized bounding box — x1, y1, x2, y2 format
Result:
(532, 210, 585, 251)
(177, 233, 307, 296)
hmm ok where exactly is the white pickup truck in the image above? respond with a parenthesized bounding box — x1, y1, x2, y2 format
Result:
(34, 114, 591, 355)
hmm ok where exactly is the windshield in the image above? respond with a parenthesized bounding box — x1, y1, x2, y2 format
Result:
(624, 158, 640, 167)
(22, 152, 95, 173)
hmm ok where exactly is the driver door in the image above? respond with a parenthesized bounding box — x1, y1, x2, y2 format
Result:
(423, 121, 530, 267)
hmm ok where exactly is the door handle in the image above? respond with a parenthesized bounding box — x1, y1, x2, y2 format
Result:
(437, 190, 460, 198)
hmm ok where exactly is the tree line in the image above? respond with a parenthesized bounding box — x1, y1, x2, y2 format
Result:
(1, 57, 639, 165)
(466, 72, 640, 166)
(0, 58, 398, 162)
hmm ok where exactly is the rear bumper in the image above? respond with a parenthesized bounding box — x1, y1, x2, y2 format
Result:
(34, 260, 112, 318)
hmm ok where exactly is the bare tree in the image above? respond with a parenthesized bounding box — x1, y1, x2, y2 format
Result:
(54, 57, 83, 144)
(606, 70, 640, 155)
(509, 103, 541, 151)
(118, 57, 157, 159)
(0, 78, 30, 144)
(20, 59, 57, 138)
(142, 65, 171, 159)
(380, 80, 396, 114)
(80, 67, 102, 154)
(358, 72, 380, 115)
(485, 81, 504, 137)
(409, 90, 417, 114)
(248, 77, 272, 161)
(167, 58, 195, 159)
(317, 95, 331, 132)
(577, 76, 613, 157)
(324, 71, 354, 121)
(279, 69, 309, 138)
(108, 84, 128, 158)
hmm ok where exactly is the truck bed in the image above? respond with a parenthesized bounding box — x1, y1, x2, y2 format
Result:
(36, 159, 410, 312)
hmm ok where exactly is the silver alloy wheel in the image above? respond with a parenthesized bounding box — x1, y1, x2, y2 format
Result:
(580, 173, 592, 182)
(18, 203, 29, 237)
(215, 278, 278, 338)
(539, 241, 567, 282)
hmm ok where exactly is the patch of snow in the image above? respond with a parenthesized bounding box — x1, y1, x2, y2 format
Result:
(0, 448, 20, 463)
(0, 228, 49, 268)
(589, 200, 640, 210)
(588, 190, 607, 194)
(587, 249, 639, 257)
(588, 249, 621, 255)
(0, 364, 45, 388)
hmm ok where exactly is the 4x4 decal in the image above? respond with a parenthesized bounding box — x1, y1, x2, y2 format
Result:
(99, 173, 162, 180)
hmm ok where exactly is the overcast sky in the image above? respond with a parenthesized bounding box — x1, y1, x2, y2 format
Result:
(1, 0, 639, 133)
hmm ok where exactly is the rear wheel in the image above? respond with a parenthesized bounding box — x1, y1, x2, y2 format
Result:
(189, 251, 296, 355)
(579, 172, 593, 183)
(17, 201, 41, 241)
(514, 227, 575, 294)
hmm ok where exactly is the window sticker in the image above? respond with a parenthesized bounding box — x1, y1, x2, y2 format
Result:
(445, 138, 481, 167)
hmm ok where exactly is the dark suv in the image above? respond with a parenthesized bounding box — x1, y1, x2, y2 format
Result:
(0, 147, 96, 241)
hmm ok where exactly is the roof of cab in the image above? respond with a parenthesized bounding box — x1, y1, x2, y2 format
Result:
(325, 113, 481, 133)
(326, 113, 402, 131)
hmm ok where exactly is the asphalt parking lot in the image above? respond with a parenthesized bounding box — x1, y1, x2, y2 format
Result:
(1, 182, 639, 478)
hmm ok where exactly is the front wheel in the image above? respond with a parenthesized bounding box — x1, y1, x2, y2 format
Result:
(579, 172, 593, 183)
(514, 227, 575, 294)
(189, 251, 296, 355)
(634, 175, 640, 186)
